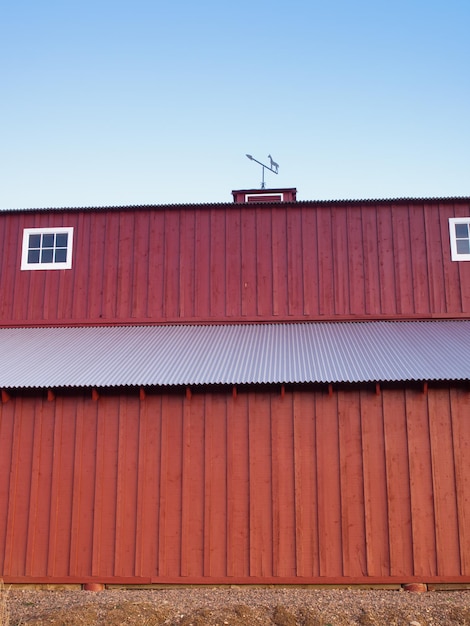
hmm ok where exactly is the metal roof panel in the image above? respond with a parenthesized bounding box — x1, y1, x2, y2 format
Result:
(0, 321, 469, 389)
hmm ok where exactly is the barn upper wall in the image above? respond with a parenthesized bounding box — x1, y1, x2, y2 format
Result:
(1, 197, 470, 326)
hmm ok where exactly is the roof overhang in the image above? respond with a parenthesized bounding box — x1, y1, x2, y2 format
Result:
(0, 321, 469, 390)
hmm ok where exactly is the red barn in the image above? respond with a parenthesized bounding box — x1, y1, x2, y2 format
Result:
(1, 187, 470, 587)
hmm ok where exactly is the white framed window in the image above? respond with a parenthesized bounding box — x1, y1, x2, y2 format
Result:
(21, 227, 74, 270)
(449, 218, 470, 261)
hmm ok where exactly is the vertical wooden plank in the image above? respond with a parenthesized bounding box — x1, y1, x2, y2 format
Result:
(55, 213, 78, 322)
(391, 204, 415, 315)
(332, 207, 350, 315)
(255, 208, 273, 317)
(194, 209, 211, 319)
(71, 212, 90, 321)
(423, 203, 447, 315)
(86, 212, 106, 320)
(361, 208, 381, 316)
(347, 207, 366, 315)
(25, 400, 55, 577)
(382, 389, 413, 576)
(315, 391, 343, 576)
(203, 394, 227, 577)
(376, 205, 397, 315)
(92, 395, 120, 577)
(158, 394, 183, 577)
(114, 396, 139, 577)
(209, 210, 227, 318)
(409, 205, 431, 315)
(179, 209, 196, 319)
(225, 208, 242, 318)
(145, 211, 165, 320)
(338, 390, 367, 577)
(47, 397, 76, 578)
(241, 208, 257, 318)
(427, 388, 461, 575)
(316, 208, 335, 317)
(292, 391, 318, 577)
(405, 388, 437, 576)
(227, 392, 250, 577)
(248, 393, 273, 576)
(300, 206, 319, 317)
(286, 207, 303, 317)
(4, 399, 35, 576)
(180, 393, 205, 577)
(134, 395, 162, 578)
(360, 390, 390, 576)
(116, 212, 136, 319)
(163, 210, 181, 320)
(0, 216, 19, 321)
(100, 211, 120, 320)
(271, 208, 288, 318)
(271, 392, 296, 576)
(131, 211, 151, 319)
(69, 397, 97, 577)
(450, 387, 470, 574)
(0, 400, 16, 573)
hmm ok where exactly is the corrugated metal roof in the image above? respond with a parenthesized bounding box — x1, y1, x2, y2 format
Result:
(1, 196, 469, 213)
(0, 321, 469, 389)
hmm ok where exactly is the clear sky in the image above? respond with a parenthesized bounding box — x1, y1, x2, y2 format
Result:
(1, 0, 469, 208)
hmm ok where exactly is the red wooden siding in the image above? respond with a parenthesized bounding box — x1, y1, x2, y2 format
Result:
(1, 385, 469, 584)
(1, 199, 470, 327)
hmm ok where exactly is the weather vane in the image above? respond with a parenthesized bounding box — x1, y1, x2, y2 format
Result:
(246, 153, 279, 189)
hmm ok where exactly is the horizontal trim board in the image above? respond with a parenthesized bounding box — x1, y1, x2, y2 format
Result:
(0, 320, 469, 389)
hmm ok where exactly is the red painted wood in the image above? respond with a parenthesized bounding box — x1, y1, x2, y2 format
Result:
(300, 206, 318, 317)
(271, 208, 288, 318)
(226, 394, 250, 577)
(292, 392, 318, 577)
(1, 199, 470, 325)
(181, 394, 205, 577)
(405, 389, 437, 576)
(1, 386, 470, 584)
(315, 392, 343, 576)
(360, 391, 390, 577)
(248, 393, 273, 577)
(450, 387, 470, 575)
(114, 396, 140, 577)
(158, 395, 183, 577)
(271, 393, 296, 577)
(382, 389, 413, 576)
(203, 394, 227, 576)
(427, 389, 461, 576)
(338, 390, 367, 577)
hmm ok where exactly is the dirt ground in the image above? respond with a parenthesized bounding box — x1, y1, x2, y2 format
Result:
(3, 586, 470, 626)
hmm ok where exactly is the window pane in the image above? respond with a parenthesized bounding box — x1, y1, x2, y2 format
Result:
(29, 234, 41, 248)
(455, 223, 469, 238)
(456, 239, 470, 254)
(42, 233, 55, 248)
(41, 248, 54, 263)
(55, 248, 67, 263)
(28, 249, 40, 263)
(56, 233, 68, 247)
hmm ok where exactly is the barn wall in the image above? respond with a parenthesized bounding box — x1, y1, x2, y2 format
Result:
(1, 200, 470, 326)
(1, 385, 469, 584)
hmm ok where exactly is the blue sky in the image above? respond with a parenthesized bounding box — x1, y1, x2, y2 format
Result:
(1, 0, 469, 208)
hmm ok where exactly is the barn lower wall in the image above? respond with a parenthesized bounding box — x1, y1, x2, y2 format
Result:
(1, 385, 469, 584)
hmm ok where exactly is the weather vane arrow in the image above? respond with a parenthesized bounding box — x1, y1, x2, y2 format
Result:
(246, 153, 279, 189)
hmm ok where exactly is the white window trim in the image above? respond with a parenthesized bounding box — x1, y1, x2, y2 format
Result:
(21, 227, 74, 270)
(245, 192, 284, 202)
(449, 218, 470, 261)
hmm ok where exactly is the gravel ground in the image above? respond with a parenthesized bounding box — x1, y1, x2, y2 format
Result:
(3, 587, 470, 626)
